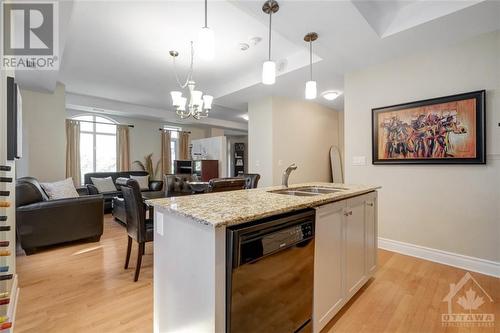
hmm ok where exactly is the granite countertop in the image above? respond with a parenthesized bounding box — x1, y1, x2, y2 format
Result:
(147, 182, 380, 228)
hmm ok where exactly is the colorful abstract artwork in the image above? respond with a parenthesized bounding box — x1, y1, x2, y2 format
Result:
(372, 91, 485, 164)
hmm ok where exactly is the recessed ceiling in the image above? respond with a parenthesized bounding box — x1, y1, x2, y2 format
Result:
(352, 0, 486, 38)
(15, 0, 500, 126)
(58, 0, 318, 125)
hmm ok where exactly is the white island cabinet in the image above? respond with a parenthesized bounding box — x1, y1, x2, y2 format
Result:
(149, 183, 379, 333)
(313, 192, 378, 333)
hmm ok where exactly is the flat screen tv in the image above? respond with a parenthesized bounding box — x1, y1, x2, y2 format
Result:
(6, 76, 22, 160)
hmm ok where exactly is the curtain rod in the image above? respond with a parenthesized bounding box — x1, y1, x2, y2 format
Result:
(159, 128, 191, 134)
(69, 119, 134, 128)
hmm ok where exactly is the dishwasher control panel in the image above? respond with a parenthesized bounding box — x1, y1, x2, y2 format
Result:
(239, 220, 314, 265)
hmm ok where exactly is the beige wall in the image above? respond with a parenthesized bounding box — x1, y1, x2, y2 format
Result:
(16, 89, 212, 182)
(248, 97, 274, 186)
(271, 97, 341, 185)
(344, 31, 500, 262)
(17, 83, 66, 182)
(249, 96, 342, 187)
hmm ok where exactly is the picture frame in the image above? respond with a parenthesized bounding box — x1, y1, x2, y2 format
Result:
(372, 90, 486, 165)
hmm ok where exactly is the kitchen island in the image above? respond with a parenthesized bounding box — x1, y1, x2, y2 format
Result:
(148, 182, 379, 333)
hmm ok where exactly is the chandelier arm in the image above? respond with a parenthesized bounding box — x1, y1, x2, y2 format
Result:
(171, 41, 196, 89)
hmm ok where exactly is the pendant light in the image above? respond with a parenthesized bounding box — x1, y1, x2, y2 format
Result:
(304, 32, 318, 99)
(262, 1, 279, 85)
(198, 0, 214, 61)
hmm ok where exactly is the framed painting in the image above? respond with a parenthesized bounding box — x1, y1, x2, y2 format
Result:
(372, 90, 486, 164)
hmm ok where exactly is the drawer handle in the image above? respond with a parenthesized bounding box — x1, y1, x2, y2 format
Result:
(344, 211, 353, 216)
(367, 203, 374, 207)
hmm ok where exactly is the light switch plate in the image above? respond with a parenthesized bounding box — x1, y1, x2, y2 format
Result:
(352, 156, 366, 166)
(156, 213, 164, 236)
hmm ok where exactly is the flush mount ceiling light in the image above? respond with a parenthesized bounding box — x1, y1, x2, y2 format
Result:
(304, 32, 318, 100)
(198, 0, 214, 61)
(321, 91, 340, 101)
(169, 43, 213, 120)
(262, 0, 279, 85)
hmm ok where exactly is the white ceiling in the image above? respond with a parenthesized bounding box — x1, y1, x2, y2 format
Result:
(16, 0, 500, 127)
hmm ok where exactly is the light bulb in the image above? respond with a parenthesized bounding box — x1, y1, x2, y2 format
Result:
(170, 91, 182, 106)
(305, 80, 317, 100)
(262, 61, 276, 85)
(198, 27, 215, 61)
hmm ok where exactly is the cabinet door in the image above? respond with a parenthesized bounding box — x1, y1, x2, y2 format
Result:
(365, 192, 377, 276)
(344, 196, 367, 299)
(313, 201, 346, 333)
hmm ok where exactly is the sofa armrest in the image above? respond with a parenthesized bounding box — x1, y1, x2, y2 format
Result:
(86, 184, 99, 195)
(76, 186, 89, 196)
(149, 180, 163, 191)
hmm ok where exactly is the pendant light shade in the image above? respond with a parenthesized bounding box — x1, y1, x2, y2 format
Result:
(304, 32, 318, 100)
(305, 80, 317, 100)
(262, 60, 276, 85)
(198, 0, 214, 61)
(262, 1, 279, 85)
(198, 27, 214, 61)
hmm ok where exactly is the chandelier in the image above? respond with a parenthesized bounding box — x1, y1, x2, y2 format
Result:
(169, 42, 213, 120)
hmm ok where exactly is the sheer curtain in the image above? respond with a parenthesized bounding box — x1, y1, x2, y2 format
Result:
(65, 119, 81, 185)
(179, 131, 190, 160)
(161, 130, 172, 175)
(116, 125, 130, 171)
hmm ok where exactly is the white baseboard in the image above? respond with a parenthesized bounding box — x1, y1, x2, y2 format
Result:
(378, 237, 500, 278)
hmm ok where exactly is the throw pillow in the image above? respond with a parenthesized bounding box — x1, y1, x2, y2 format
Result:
(130, 175, 149, 190)
(91, 176, 117, 193)
(40, 178, 79, 200)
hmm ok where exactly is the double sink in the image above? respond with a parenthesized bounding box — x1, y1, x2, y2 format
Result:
(269, 186, 348, 197)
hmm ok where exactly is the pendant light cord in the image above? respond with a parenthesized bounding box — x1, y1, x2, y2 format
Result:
(172, 42, 195, 89)
(268, 8, 272, 61)
(204, 0, 208, 28)
(309, 40, 313, 81)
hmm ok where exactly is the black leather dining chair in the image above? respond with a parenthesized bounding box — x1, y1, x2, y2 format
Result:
(116, 178, 153, 282)
(207, 178, 247, 193)
(241, 174, 261, 189)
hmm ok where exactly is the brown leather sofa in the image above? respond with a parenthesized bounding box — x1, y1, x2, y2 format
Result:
(16, 177, 104, 255)
(84, 171, 163, 213)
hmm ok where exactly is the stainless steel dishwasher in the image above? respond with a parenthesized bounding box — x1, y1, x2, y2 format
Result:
(226, 209, 315, 333)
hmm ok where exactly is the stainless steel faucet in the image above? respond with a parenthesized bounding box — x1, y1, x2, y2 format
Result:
(282, 163, 297, 187)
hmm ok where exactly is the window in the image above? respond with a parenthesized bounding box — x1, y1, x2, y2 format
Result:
(164, 126, 181, 171)
(73, 115, 117, 183)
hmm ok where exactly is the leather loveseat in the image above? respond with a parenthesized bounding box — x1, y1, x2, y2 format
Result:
(84, 171, 163, 213)
(16, 177, 104, 255)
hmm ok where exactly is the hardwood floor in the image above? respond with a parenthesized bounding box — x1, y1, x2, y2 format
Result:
(15, 215, 499, 333)
(16, 215, 153, 333)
